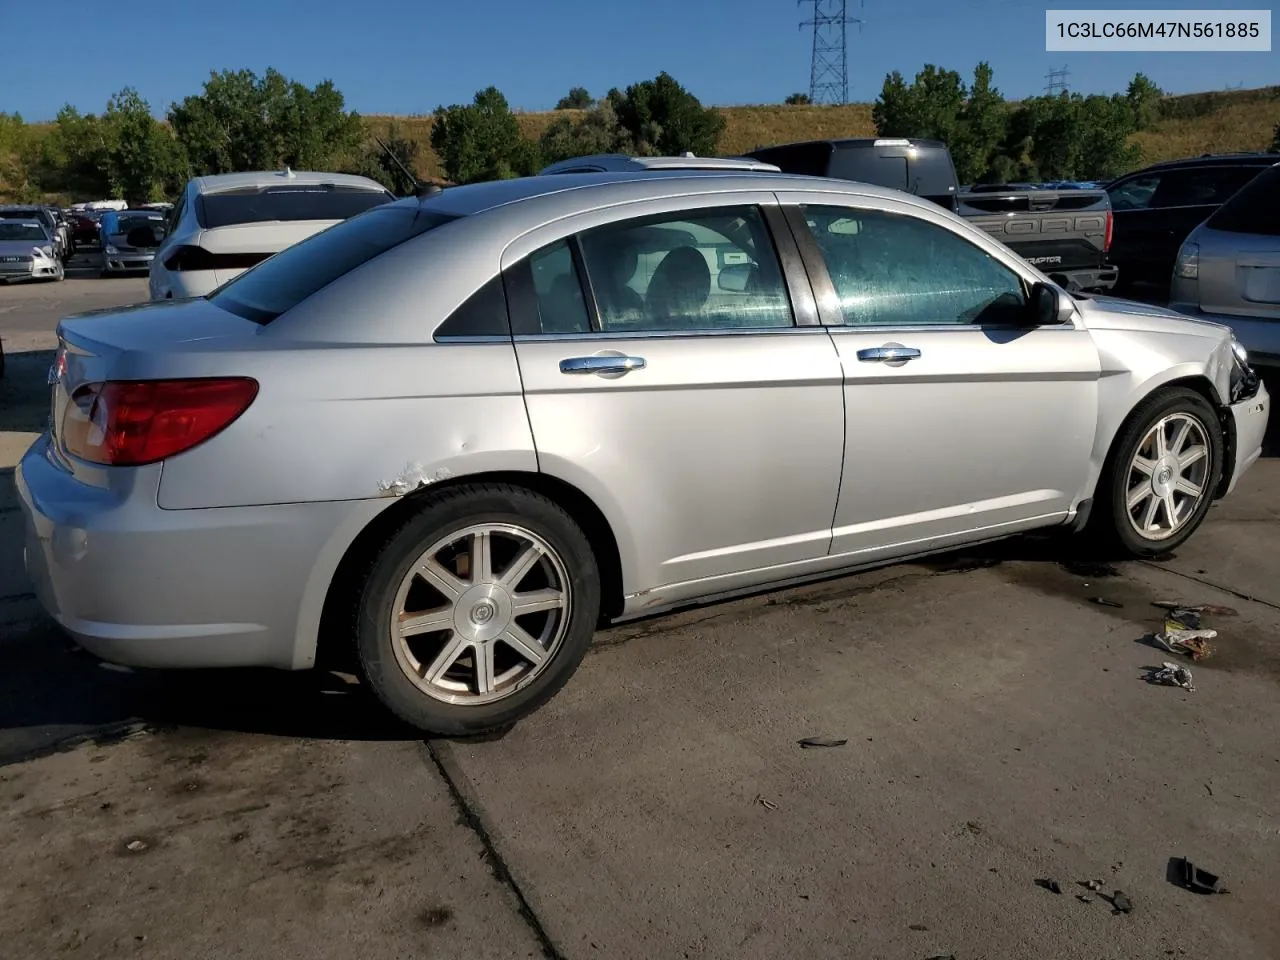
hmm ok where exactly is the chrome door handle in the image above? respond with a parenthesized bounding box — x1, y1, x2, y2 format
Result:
(559, 355, 646, 375)
(856, 346, 921, 363)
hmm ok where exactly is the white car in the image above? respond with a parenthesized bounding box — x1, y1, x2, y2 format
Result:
(148, 169, 395, 301)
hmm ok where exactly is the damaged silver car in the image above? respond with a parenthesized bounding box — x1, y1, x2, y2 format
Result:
(17, 170, 1270, 735)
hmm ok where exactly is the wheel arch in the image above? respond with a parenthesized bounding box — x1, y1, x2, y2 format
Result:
(313, 470, 626, 672)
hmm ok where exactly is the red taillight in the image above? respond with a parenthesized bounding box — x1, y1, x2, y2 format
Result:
(61, 378, 259, 466)
(1104, 210, 1113, 253)
(163, 245, 274, 272)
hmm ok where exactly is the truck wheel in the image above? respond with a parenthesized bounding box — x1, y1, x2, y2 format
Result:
(1087, 387, 1223, 557)
(353, 483, 601, 736)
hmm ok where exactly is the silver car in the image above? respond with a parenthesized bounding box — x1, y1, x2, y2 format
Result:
(17, 170, 1271, 736)
(1170, 161, 1280, 367)
(0, 219, 64, 283)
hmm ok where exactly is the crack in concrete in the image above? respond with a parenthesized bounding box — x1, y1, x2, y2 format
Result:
(422, 740, 564, 960)
(1138, 560, 1280, 612)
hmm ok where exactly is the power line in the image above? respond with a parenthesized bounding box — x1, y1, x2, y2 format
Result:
(799, 0, 865, 105)
(1044, 65, 1071, 95)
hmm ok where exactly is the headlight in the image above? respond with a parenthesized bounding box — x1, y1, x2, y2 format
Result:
(32, 245, 53, 258)
(1174, 241, 1199, 280)
(1231, 337, 1249, 368)
(104, 244, 119, 255)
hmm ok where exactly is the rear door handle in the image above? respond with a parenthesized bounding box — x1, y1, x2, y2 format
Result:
(559, 356, 646, 375)
(856, 346, 921, 363)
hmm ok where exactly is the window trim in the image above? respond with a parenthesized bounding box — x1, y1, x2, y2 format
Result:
(505, 202, 815, 340)
(781, 202, 1056, 332)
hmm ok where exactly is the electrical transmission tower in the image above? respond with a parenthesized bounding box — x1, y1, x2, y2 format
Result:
(799, 0, 864, 105)
(1044, 65, 1071, 95)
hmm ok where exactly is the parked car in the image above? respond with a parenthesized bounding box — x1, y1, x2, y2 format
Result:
(68, 210, 103, 247)
(1169, 160, 1280, 367)
(1105, 153, 1277, 293)
(18, 170, 1268, 736)
(0, 204, 72, 263)
(98, 209, 169, 276)
(741, 138, 1118, 293)
(0, 218, 65, 283)
(540, 153, 782, 174)
(147, 169, 396, 300)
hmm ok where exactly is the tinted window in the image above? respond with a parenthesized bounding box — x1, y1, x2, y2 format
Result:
(435, 276, 511, 339)
(197, 184, 394, 229)
(1107, 175, 1160, 211)
(113, 214, 166, 236)
(800, 205, 1026, 326)
(528, 241, 591, 333)
(211, 205, 458, 324)
(0, 222, 46, 241)
(576, 206, 794, 332)
(0, 208, 53, 230)
(1150, 167, 1262, 208)
(1206, 164, 1280, 236)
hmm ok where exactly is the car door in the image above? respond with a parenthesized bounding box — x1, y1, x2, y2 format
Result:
(504, 195, 846, 605)
(1107, 172, 1168, 281)
(776, 192, 1101, 561)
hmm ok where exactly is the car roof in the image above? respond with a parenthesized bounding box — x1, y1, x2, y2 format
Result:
(191, 169, 390, 196)
(539, 154, 782, 175)
(1140, 153, 1280, 172)
(417, 169, 939, 219)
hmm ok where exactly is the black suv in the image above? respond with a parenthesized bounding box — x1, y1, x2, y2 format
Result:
(1105, 153, 1278, 292)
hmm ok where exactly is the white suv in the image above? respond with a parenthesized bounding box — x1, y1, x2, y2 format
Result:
(148, 169, 395, 300)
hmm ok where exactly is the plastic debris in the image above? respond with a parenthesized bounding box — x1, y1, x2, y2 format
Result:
(1147, 662, 1195, 692)
(1153, 601, 1238, 617)
(1154, 627, 1217, 661)
(754, 794, 778, 811)
(1110, 890, 1134, 914)
(798, 736, 848, 749)
(125, 839, 148, 852)
(1090, 597, 1124, 608)
(1174, 857, 1229, 895)
(1077, 894, 1095, 904)
(1035, 878, 1063, 894)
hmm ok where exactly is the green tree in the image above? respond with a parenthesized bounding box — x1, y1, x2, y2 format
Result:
(607, 72, 725, 156)
(0, 112, 35, 200)
(539, 99, 628, 164)
(555, 87, 593, 110)
(1125, 72, 1165, 131)
(1006, 92, 1139, 181)
(169, 68, 364, 175)
(431, 87, 541, 184)
(101, 88, 186, 203)
(785, 92, 812, 105)
(37, 106, 112, 198)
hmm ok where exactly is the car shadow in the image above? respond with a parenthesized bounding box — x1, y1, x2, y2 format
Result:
(0, 348, 56, 435)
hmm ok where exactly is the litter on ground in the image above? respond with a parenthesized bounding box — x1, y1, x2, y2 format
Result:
(1146, 662, 1195, 692)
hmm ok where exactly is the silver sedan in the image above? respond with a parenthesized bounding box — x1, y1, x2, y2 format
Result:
(17, 170, 1271, 735)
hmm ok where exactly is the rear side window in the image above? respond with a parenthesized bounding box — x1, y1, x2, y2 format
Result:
(197, 184, 394, 229)
(1206, 164, 1280, 236)
(1150, 167, 1264, 208)
(211, 206, 459, 324)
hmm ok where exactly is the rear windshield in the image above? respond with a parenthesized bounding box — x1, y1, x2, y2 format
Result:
(197, 184, 394, 229)
(211, 204, 459, 324)
(1206, 163, 1280, 236)
(0, 222, 46, 241)
(114, 214, 166, 236)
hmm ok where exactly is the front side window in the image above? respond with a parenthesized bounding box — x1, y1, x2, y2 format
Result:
(799, 205, 1026, 327)
(211, 205, 458, 324)
(197, 184, 395, 229)
(1107, 175, 1161, 211)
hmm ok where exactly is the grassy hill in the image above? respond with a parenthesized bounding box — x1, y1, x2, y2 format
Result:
(367, 87, 1277, 182)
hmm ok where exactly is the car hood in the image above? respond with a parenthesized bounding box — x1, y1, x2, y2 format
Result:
(0, 238, 42, 255)
(1076, 295, 1231, 339)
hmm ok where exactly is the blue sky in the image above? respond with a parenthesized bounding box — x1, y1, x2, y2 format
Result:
(4, 0, 1275, 120)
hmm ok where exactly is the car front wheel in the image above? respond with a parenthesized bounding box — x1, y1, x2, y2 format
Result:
(1092, 386, 1224, 556)
(354, 483, 601, 736)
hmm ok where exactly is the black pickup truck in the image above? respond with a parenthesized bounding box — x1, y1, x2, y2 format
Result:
(744, 137, 1118, 293)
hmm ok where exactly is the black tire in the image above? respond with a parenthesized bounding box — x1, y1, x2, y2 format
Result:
(353, 483, 601, 736)
(1087, 386, 1224, 557)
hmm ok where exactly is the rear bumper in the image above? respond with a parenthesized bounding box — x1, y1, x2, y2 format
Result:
(1168, 304, 1280, 368)
(1047, 266, 1119, 293)
(16, 434, 385, 671)
(102, 253, 155, 273)
(1223, 380, 1270, 496)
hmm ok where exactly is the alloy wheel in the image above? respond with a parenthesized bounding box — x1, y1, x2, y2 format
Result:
(389, 523, 572, 705)
(1124, 412, 1212, 541)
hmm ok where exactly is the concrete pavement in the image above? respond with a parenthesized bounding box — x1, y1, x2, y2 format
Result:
(2, 277, 1278, 959)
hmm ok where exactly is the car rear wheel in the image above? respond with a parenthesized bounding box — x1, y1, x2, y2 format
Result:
(354, 483, 601, 736)
(1090, 387, 1223, 557)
